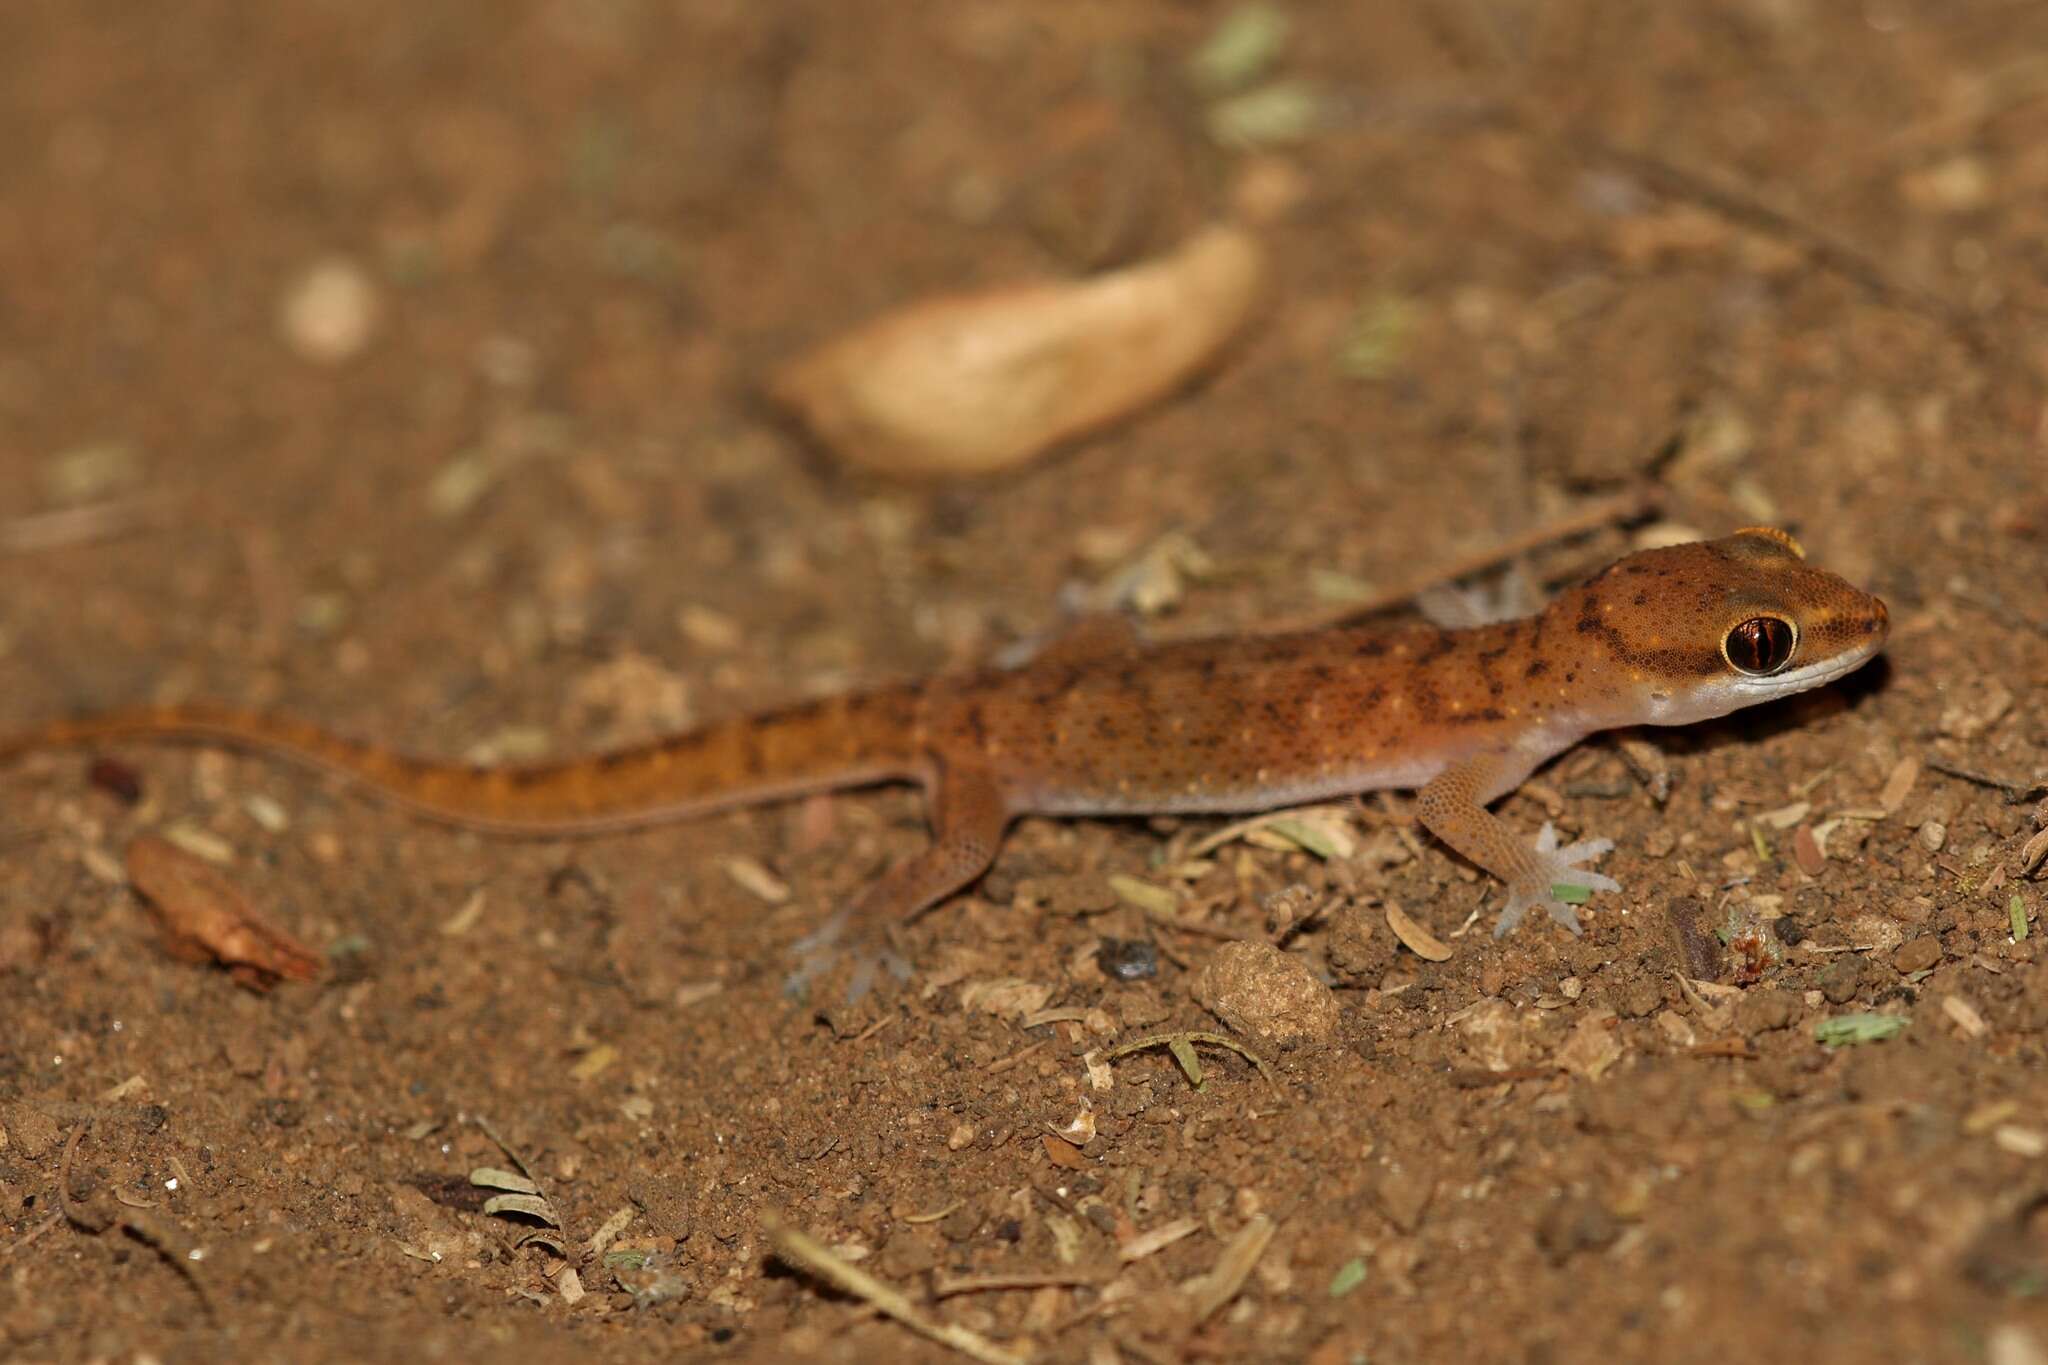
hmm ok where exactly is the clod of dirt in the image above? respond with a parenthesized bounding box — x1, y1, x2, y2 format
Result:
(769, 224, 1265, 477)
(1325, 904, 1394, 985)
(1819, 956, 1868, 1004)
(0, 1102, 63, 1159)
(1368, 1161, 1436, 1234)
(1735, 988, 1802, 1034)
(1612, 974, 1664, 1019)
(1192, 940, 1340, 1046)
(1535, 1196, 1622, 1263)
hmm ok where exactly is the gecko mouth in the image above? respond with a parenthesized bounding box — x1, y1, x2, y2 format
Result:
(1729, 636, 1885, 701)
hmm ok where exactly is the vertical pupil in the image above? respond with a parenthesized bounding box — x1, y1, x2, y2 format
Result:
(1731, 618, 1790, 673)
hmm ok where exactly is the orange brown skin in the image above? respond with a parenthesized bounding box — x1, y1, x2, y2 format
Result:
(0, 528, 1888, 992)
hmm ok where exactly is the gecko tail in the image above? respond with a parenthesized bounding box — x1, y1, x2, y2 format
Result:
(0, 692, 929, 835)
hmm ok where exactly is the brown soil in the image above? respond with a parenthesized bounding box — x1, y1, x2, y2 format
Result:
(5, 3, 2048, 1362)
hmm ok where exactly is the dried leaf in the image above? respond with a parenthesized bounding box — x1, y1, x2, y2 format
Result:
(124, 835, 320, 990)
(1050, 1108, 1097, 1145)
(1041, 1134, 1091, 1170)
(469, 1167, 540, 1195)
(1385, 901, 1452, 962)
(1186, 1214, 1275, 1325)
(771, 225, 1265, 477)
(1252, 811, 1356, 860)
(1879, 756, 1921, 815)
(1119, 1217, 1201, 1263)
(1188, 3, 1290, 93)
(1109, 874, 1182, 918)
(482, 1193, 560, 1224)
(1943, 995, 1989, 1039)
(959, 978, 1056, 1019)
(721, 855, 790, 904)
(1168, 1036, 1206, 1090)
(1815, 1013, 1908, 1048)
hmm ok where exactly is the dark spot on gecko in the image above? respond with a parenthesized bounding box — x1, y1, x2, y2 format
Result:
(964, 701, 988, 746)
(1419, 635, 1457, 664)
(1524, 658, 1550, 678)
(1632, 591, 1648, 605)
(1357, 638, 1389, 659)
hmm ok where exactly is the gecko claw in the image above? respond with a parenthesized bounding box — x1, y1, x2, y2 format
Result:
(1493, 821, 1621, 939)
(783, 909, 911, 1003)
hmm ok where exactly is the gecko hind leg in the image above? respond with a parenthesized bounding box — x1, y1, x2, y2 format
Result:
(784, 764, 1011, 1001)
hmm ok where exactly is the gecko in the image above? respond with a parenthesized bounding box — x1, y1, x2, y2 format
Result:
(0, 527, 1887, 995)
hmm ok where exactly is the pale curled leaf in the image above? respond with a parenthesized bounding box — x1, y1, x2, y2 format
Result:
(1385, 901, 1452, 962)
(469, 1166, 539, 1195)
(771, 226, 1265, 478)
(1187, 1214, 1276, 1326)
(1120, 1217, 1201, 1263)
(482, 1193, 560, 1225)
(1109, 874, 1182, 918)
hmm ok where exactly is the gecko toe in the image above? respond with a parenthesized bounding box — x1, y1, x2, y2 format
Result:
(1494, 825, 1620, 937)
(783, 910, 911, 1003)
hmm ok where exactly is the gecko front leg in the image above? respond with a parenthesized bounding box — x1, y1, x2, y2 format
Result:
(1415, 749, 1620, 938)
(785, 759, 1012, 1000)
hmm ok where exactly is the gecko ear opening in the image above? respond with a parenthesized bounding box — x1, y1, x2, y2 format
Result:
(1729, 526, 1806, 560)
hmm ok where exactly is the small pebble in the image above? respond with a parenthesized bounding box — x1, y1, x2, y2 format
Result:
(88, 756, 143, 804)
(1893, 935, 1942, 975)
(1096, 938, 1158, 982)
(1792, 825, 1826, 876)
(280, 255, 381, 364)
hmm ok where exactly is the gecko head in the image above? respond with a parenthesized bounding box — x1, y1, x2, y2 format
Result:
(1548, 527, 1890, 726)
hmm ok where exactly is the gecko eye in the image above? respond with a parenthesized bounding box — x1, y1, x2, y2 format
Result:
(1723, 617, 1797, 676)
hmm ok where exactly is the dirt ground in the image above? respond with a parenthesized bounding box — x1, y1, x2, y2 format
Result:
(5, 2, 2048, 1361)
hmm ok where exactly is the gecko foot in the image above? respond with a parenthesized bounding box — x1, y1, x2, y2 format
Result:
(783, 909, 912, 1003)
(1493, 821, 1621, 939)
